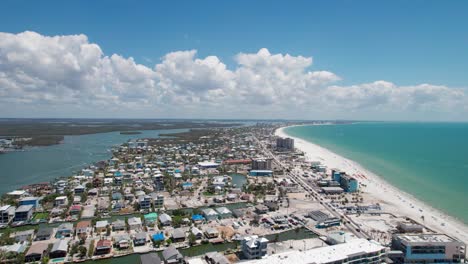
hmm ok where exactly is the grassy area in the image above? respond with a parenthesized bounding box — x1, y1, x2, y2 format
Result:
(33, 212, 49, 220)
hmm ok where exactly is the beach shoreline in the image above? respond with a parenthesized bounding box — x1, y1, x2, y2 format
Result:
(276, 125, 468, 244)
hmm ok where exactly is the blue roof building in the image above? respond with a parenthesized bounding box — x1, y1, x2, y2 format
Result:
(191, 214, 204, 222)
(152, 232, 165, 242)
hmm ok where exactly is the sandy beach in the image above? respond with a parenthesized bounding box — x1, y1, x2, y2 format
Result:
(276, 126, 468, 244)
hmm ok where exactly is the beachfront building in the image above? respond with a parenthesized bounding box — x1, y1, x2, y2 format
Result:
(244, 238, 386, 264)
(241, 235, 269, 259)
(251, 158, 272, 170)
(0, 205, 16, 224)
(276, 137, 294, 151)
(202, 208, 218, 221)
(249, 170, 273, 177)
(391, 234, 466, 263)
(340, 174, 359, 192)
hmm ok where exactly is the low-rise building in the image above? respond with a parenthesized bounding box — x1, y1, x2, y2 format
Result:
(0, 205, 16, 224)
(128, 217, 142, 231)
(242, 238, 386, 264)
(391, 234, 466, 263)
(49, 239, 68, 259)
(159, 213, 172, 226)
(162, 245, 183, 264)
(241, 235, 268, 259)
(14, 205, 33, 222)
(34, 227, 53, 241)
(202, 208, 218, 221)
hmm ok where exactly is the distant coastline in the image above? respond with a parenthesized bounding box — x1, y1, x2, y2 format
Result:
(276, 125, 468, 244)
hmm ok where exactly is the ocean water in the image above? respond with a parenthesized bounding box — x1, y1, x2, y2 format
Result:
(0, 129, 188, 195)
(284, 122, 468, 224)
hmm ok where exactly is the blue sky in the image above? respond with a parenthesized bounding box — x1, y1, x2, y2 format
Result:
(2, 0, 467, 86)
(0, 0, 467, 120)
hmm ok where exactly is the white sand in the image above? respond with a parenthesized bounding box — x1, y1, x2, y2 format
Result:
(276, 126, 468, 244)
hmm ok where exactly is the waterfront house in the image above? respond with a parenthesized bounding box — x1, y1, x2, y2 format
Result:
(141, 253, 162, 264)
(76, 220, 92, 238)
(34, 227, 53, 241)
(25, 242, 49, 262)
(13, 229, 35, 242)
(159, 213, 172, 226)
(162, 245, 184, 264)
(0, 205, 16, 224)
(204, 227, 219, 239)
(144, 212, 158, 224)
(128, 217, 142, 231)
(215, 207, 232, 219)
(7, 190, 27, 199)
(96, 220, 109, 233)
(205, 252, 230, 264)
(115, 234, 131, 249)
(14, 205, 33, 222)
(138, 195, 152, 210)
(152, 232, 165, 243)
(241, 235, 269, 259)
(171, 228, 186, 242)
(112, 219, 126, 231)
(49, 239, 68, 259)
(95, 239, 112, 255)
(191, 214, 204, 223)
(202, 208, 218, 221)
(55, 223, 73, 238)
(134, 232, 147, 246)
(191, 227, 203, 240)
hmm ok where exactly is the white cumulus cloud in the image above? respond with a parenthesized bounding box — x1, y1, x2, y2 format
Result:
(0, 31, 466, 120)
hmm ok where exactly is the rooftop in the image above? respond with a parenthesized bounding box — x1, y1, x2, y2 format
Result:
(396, 234, 457, 243)
(242, 239, 385, 264)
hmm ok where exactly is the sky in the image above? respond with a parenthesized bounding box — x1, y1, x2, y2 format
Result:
(0, 0, 467, 121)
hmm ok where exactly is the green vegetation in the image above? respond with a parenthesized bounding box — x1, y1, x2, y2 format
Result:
(33, 212, 49, 220)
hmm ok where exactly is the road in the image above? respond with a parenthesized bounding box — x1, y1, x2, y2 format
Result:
(252, 134, 369, 239)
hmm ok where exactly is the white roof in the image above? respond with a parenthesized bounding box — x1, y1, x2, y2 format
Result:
(96, 220, 109, 228)
(242, 239, 384, 264)
(215, 207, 232, 214)
(7, 190, 25, 196)
(55, 196, 68, 200)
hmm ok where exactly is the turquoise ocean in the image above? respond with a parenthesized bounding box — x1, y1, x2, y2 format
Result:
(284, 122, 468, 224)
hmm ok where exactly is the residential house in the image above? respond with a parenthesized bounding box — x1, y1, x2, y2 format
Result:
(25, 242, 49, 262)
(162, 245, 184, 264)
(141, 253, 162, 264)
(55, 223, 74, 238)
(139, 195, 152, 210)
(134, 232, 147, 246)
(191, 227, 203, 240)
(128, 217, 142, 231)
(202, 208, 218, 221)
(114, 234, 131, 249)
(95, 239, 112, 255)
(204, 227, 219, 239)
(0, 205, 16, 224)
(34, 227, 53, 241)
(74, 185, 85, 194)
(14, 205, 34, 222)
(49, 239, 68, 259)
(159, 213, 172, 226)
(96, 220, 109, 233)
(241, 235, 269, 259)
(19, 197, 40, 208)
(205, 252, 230, 264)
(76, 220, 92, 237)
(171, 228, 186, 242)
(112, 219, 126, 231)
(144, 212, 158, 225)
(54, 196, 68, 207)
(215, 207, 232, 219)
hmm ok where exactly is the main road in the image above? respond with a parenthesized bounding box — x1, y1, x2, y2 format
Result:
(252, 133, 369, 239)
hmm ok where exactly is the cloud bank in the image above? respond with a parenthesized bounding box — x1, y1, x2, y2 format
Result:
(0, 31, 466, 120)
